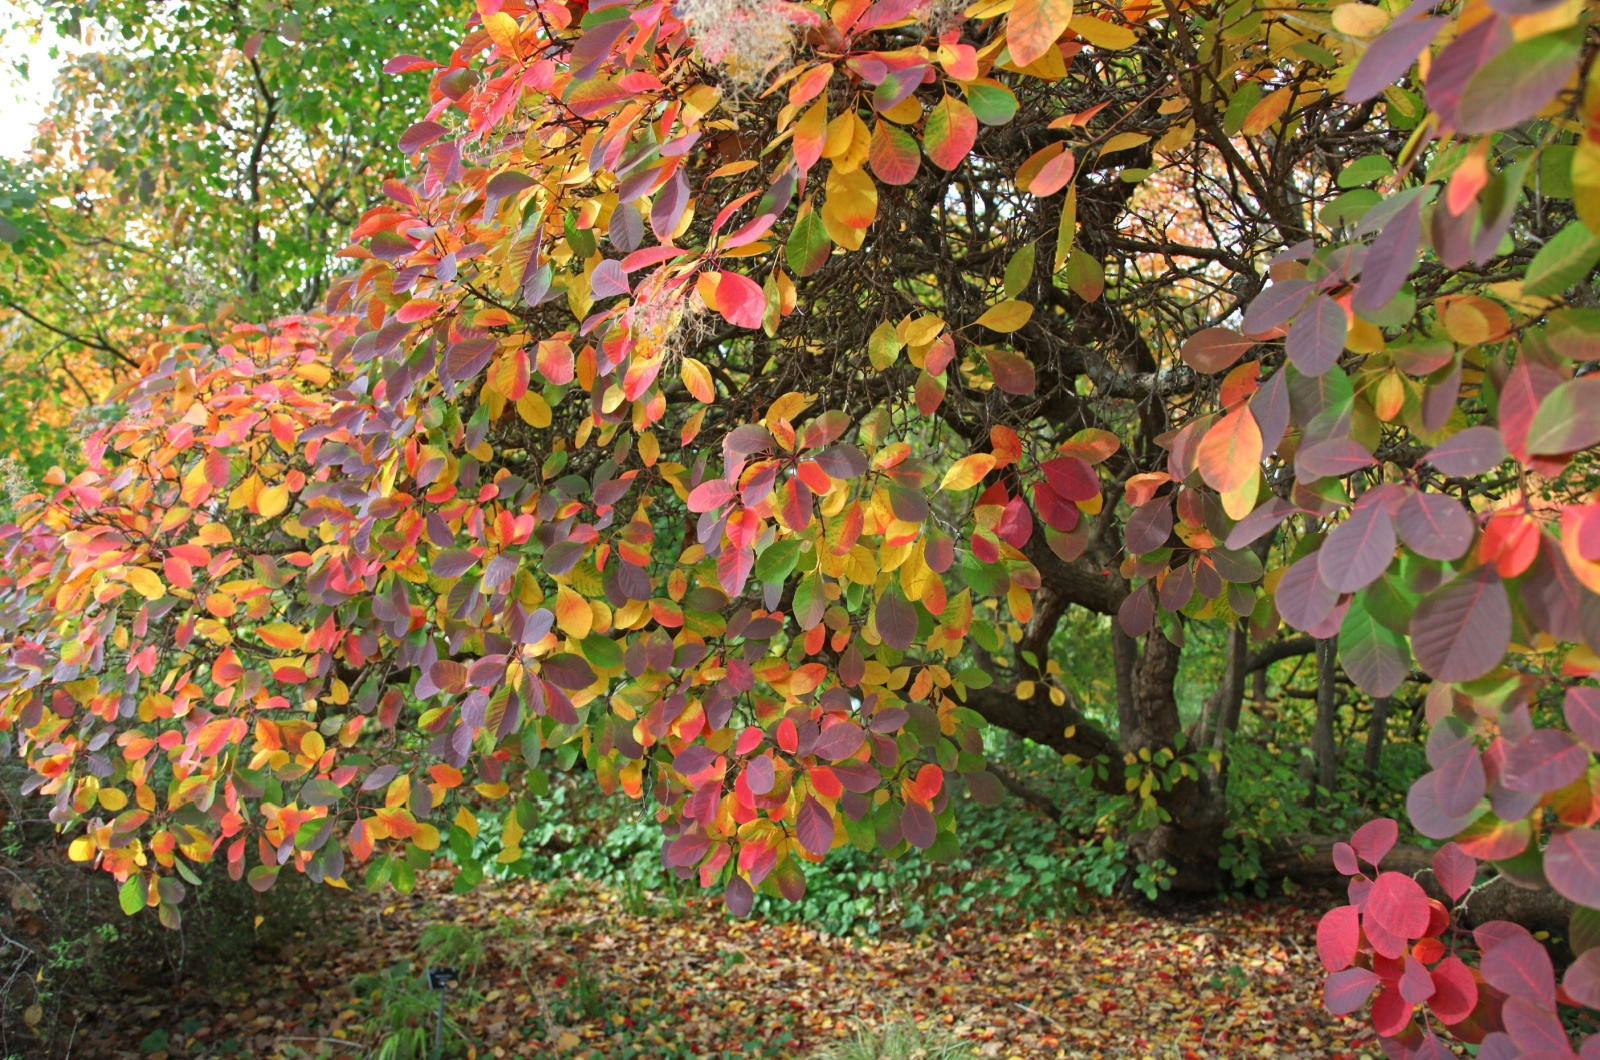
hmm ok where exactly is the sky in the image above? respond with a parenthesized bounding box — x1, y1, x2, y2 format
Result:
(0, 16, 73, 160)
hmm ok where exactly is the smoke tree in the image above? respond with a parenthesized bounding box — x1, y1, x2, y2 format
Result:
(1, 0, 1599, 1039)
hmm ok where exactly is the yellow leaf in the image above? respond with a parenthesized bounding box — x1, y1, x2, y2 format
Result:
(124, 566, 165, 600)
(973, 300, 1034, 333)
(455, 805, 480, 838)
(1072, 16, 1136, 50)
(1007, 0, 1073, 68)
(1331, 3, 1388, 36)
(98, 787, 128, 811)
(1016, 680, 1036, 700)
(257, 622, 305, 651)
(1100, 132, 1151, 155)
(940, 453, 998, 491)
(682, 357, 715, 402)
(555, 584, 593, 639)
(257, 483, 289, 519)
(482, 11, 521, 53)
(68, 836, 96, 861)
(517, 390, 553, 427)
(1241, 89, 1292, 137)
(412, 823, 441, 852)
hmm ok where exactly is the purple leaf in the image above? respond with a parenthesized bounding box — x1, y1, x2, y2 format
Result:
(1395, 491, 1476, 561)
(796, 796, 835, 856)
(1565, 948, 1600, 1009)
(1319, 500, 1396, 593)
(1502, 728, 1589, 793)
(1297, 437, 1377, 479)
(1276, 552, 1340, 633)
(1323, 967, 1382, 1015)
(1250, 367, 1292, 454)
(1568, 687, 1600, 753)
(1501, 996, 1570, 1055)
(1546, 827, 1600, 909)
(1225, 497, 1299, 549)
(1425, 14, 1512, 130)
(1483, 935, 1557, 1008)
(1457, 27, 1584, 135)
(1410, 566, 1510, 683)
(1408, 769, 1487, 839)
(812, 722, 866, 762)
(1425, 426, 1507, 476)
(1285, 294, 1348, 376)
(1346, 17, 1447, 103)
(1433, 740, 1488, 817)
(1352, 817, 1399, 866)
(901, 801, 937, 850)
(1241, 279, 1314, 335)
(1353, 196, 1423, 314)
(590, 258, 631, 299)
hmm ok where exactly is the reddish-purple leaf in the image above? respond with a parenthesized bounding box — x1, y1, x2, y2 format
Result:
(1457, 27, 1584, 136)
(1411, 566, 1510, 683)
(1125, 500, 1174, 554)
(1401, 955, 1437, 1004)
(398, 120, 449, 154)
(1409, 770, 1487, 839)
(1319, 501, 1397, 593)
(1285, 294, 1348, 376)
(1502, 729, 1589, 793)
(1353, 818, 1400, 867)
(987, 348, 1036, 394)
(1567, 949, 1600, 1010)
(1524, 538, 1587, 642)
(725, 875, 754, 917)
(1546, 827, 1600, 909)
(1332, 841, 1360, 876)
(1346, 17, 1447, 103)
(1323, 967, 1383, 1015)
(1317, 904, 1361, 971)
(1353, 196, 1423, 314)
(1501, 995, 1571, 1055)
(1250, 368, 1292, 453)
(1118, 584, 1155, 637)
(1396, 491, 1476, 561)
(1181, 328, 1254, 373)
(875, 590, 917, 651)
(1275, 552, 1340, 634)
(1226, 497, 1299, 549)
(1425, 426, 1508, 476)
(1430, 956, 1480, 1025)
(590, 258, 630, 299)
(1242, 279, 1314, 335)
(812, 722, 866, 762)
(718, 546, 755, 597)
(1483, 935, 1557, 1008)
(744, 755, 775, 795)
(1298, 437, 1377, 478)
(1432, 843, 1478, 902)
(1370, 981, 1411, 1036)
(901, 801, 937, 850)
(1367, 870, 1430, 939)
(1425, 14, 1512, 130)
(1434, 741, 1488, 817)
(1568, 687, 1600, 753)
(1041, 456, 1099, 501)
(796, 796, 835, 856)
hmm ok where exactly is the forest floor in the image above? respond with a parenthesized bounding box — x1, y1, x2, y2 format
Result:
(65, 869, 1375, 1060)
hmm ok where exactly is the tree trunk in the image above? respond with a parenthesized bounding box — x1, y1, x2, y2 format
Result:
(1210, 621, 1249, 756)
(1119, 629, 1227, 892)
(1312, 638, 1339, 800)
(1365, 696, 1391, 775)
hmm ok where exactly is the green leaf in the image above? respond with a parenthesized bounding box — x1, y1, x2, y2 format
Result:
(580, 633, 623, 669)
(1003, 242, 1036, 299)
(755, 537, 803, 583)
(868, 320, 903, 370)
(119, 875, 144, 916)
(1523, 221, 1600, 298)
(964, 80, 1019, 126)
(1337, 154, 1394, 188)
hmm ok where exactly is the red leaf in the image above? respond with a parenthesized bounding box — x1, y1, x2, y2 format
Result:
(1401, 955, 1437, 1004)
(1332, 841, 1360, 875)
(1317, 905, 1361, 971)
(715, 271, 767, 329)
(1366, 870, 1431, 940)
(1501, 995, 1571, 1056)
(1040, 456, 1099, 501)
(1371, 982, 1413, 1037)
(1432, 842, 1477, 901)
(986, 348, 1036, 394)
(1429, 956, 1480, 1025)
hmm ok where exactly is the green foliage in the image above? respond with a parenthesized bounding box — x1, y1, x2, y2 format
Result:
(809, 1021, 974, 1060)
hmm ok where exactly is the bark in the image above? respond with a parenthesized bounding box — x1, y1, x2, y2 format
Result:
(1364, 696, 1392, 775)
(1122, 630, 1228, 891)
(1312, 639, 1340, 798)
(1210, 622, 1249, 756)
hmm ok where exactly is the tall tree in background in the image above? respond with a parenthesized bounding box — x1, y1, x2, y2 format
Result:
(0, 0, 465, 471)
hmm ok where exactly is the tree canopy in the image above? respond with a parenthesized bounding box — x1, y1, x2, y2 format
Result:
(4, 0, 1600, 1053)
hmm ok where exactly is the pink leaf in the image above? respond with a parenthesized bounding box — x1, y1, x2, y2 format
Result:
(1546, 827, 1600, 909)
(1366, 870, 1431, 940)
(1352, 818, 1399, 866)
(1323, 967, 1383, 1015)
(1482, 935, 1556, 1008)
(1432, 843, 1478, 902)
(1317, 905, 1361, 972)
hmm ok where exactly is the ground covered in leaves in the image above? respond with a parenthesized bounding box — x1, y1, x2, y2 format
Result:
(60, 867, 1380, 1060)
